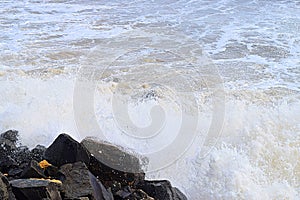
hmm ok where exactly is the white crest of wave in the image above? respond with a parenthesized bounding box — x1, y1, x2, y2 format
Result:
(0, 74, 299, 199)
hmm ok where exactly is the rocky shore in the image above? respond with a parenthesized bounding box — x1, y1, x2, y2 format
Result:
(0, 130, 187, 200)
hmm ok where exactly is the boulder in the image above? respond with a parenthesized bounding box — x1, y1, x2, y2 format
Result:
(44, 165, 59, 179)
(0, 131, 36, 174)
(10, 179, 61, 200)
(58, 161, 113, 200)
(31, 145, 46, 161)
(114, 186, 154, 200)
(0, 156, 17, 174)
(137, 180, 187, 200)
(81, 138, 145, 187)
(0, 130, 19, 173)
(7, 168, 23, 178)
(44, 134, 90, 167)
(0, 130, 18, 151)
(0, 172, 16, 200)
(14, 146, 33, 165)
(20, 160, 47, 179)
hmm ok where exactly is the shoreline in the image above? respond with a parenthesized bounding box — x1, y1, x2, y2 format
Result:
(0, 130, 187, 200)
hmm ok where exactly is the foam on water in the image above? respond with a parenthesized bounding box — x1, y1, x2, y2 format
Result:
(0, 0, 300, 199)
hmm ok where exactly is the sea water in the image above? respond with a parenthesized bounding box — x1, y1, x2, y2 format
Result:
(0, 0, 299, 199)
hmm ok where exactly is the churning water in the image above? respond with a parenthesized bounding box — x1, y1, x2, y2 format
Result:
(0, 0, 300, 199)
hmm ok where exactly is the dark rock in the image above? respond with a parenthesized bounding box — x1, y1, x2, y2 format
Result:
(44, 134, 90, 167)
(0, 130, 19, 173)
(114, 186, 154, 200)
(10, 179, 61, 200)
(0, 156, 18, 174)
(0, 130, 38, 175)
(89, 170, 114, 200)
(0, 173, 16, 200)
(58, 161, 113, 200)
(44, 164, 59, 178)
(14, 146, 33, 166)
(31, 145, 46, 161)
(20, 160, 46, 179)
(8, 168, 23, 178)
(109, 181, 122, 194)
(81, 138, 145, 187)
(0, 130, 19, 151)
(137, 180, 187, 200)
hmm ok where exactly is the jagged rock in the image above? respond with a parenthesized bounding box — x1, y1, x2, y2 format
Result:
(44, 164, 59, 178)
(0, 172, 9, 199)
(89, 170, 114, 200)
(37, 160, 59, 179)
(81, 138, 145, 187)
(20, 160, 46, 179)
(8, 168, 23, 178)
(114, 186, 154, 200)
(0, 130, 19, 173)
(0, 172, 16, 200)
(0, 131, 187, 200)
(14, 146, 32, 165)
(58, 161, 113, 200)
(137, 180, 187, 200)
(0, 156, 18, 174)
(0, 130, 18, 151)
(0, 131, 35, 174)
(44, 134, 90, 167)
(31, 145, 46, 161)
(10, 179, 61, 200)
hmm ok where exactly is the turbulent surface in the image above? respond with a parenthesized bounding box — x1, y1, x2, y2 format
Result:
(0, 0, 299, 199)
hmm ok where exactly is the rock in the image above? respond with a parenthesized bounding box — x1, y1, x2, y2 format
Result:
(44, 134, 90, 167)
(137, 180, 187, 200)
(0, 130, 18, 151)
(0, 130, 19, 173)
(0, 173, 16, 200)
(31, 145, 46, 161)
(20, 160, 47, 179)
(44, 165, 59, 178)
(8, 168, 23, 178)
(89, 170, 114, 200)
(114, 186, 154, 200)
(10, 179, 61, 200)
(58, 161, 113, 200)
(0, 172, 9, 200)
(0, 156, 18, 174)
(81, 138, 145, 187)
(0, 130, 37, 175)
(14, 146, 32, 165)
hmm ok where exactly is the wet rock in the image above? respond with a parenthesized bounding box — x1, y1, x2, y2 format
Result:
(0, 130, 19, 173)
(20, 160, 46, 179)
(8, 146, 38, 179)
(81, 138, 145, 187)
(114, 186, 154, 200)
(58, 161, 113, 200)
(10, 179, 61, 200)
(14, 146, 33, 166)
(89, 170, 114, 200)
(31, 145, 46, 161)
(44, 164, 59, 178)
(0, 172, 16, 200)
(7, 168, 23, 178)
(0, 130, 19, 151)
(0, 156, 18, 174)
(44, 134, 90, 167)
(0, 131, 187, 200)
(137, 180, 187, 200)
